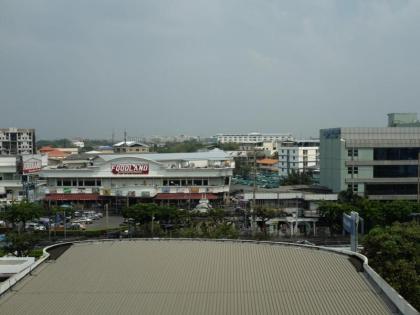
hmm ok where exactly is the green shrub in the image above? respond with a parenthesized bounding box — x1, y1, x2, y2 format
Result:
(29, 249, 44, 259)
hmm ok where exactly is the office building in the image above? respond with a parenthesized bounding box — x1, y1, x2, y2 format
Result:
(320, 118, 420, 200)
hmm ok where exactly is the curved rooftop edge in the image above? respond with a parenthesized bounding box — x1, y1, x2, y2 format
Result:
(0, 238, 418, 315)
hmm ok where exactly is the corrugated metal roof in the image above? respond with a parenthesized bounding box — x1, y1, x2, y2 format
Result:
(0, 240, 393, 315)
(97, 149, 230, 162)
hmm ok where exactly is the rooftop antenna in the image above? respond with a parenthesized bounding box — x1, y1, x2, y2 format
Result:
(124, 129, 127, 145)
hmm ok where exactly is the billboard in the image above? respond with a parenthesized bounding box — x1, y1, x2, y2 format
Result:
(22, 154, 43, 174)
(111, 163, 149, 175)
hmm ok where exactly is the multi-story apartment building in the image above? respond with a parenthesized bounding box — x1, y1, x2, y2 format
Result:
(0, 128, 36, 155)
(277, 140, 319, 177)
(215, 133, 293, 148)
(320, 115, 420, 200)
(113, 141, 150, 153)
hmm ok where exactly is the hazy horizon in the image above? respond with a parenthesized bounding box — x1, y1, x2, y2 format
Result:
(1, 0, 420, 139)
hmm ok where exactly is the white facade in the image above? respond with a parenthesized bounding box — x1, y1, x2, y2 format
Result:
(216, 133, 293, 145)
(40, 149, 234, 199)
(277, 140, 319, 177)
(72, 140, 85, 148)
(255, 141, 278, 156)
(0, 128, 36, 155)
(0, 155, 47, 207)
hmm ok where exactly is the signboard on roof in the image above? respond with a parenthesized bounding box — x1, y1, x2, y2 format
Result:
(22, 155, 42, 174)
(111, 163, 149, 175)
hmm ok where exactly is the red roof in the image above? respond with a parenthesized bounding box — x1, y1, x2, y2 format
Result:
(256, 158, 279, 165)
(44, 194, 101, 201)
(155, 193, 218, 200)
(39, 146, 55, 153)
(46, 150, 68, 158)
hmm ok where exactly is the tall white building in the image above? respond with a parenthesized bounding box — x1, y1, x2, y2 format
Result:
(215, 133, 293, 151)
(277, 140, 319, 177)
(0, 128, 36, 155)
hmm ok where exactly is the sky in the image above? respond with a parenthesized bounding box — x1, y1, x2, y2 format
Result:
(1, 0, 420, 140)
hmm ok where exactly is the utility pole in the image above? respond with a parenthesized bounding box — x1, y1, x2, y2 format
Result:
(105, 203, 109, 237)
(251, 147, 257, 233)
(63, 209, 66, 240)
(417, 152, 420, 204)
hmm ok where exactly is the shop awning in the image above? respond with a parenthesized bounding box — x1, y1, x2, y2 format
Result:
(154, 193, 218, 200)
(44, 194, 101, 201)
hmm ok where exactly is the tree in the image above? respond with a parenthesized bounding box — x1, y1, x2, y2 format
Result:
(122, 203, 183, 236)
(317, 201, 356, 234)
(122, 203, 156, 225)
(281, 169, 313, 185)
(4, 232, 38, 257)
(362, 222, 420, 310)
(234, 158, 252, 178)
(216, 143, 240, 151)
(0, 201, 43, 233)
(254, 207, 280, 236)
(208, 208, 225, 225)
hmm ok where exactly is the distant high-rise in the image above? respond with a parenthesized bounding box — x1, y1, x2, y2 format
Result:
(0, 128, 36, 155)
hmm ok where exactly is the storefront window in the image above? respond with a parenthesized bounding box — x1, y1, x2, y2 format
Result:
(84, 179, 96, 186)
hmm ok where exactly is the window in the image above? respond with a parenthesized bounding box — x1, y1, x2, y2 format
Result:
(303, 150, 308, 155)
(354, 149, 358, 157)
(187, 179, 193, 186)
(373, 165, 417, 178)
(169, 180, 180, 186)
(78, 179, 84, 186)
(347, 184, 358, 192)
(96, 179, 101, 186)
(84, 179, 96, 186)
(193, 179, 202, 186)
(57, 179, 63, 186)
(163, 180, 168, 186)
(347, 167, 358, 175)
(348, 149, 352, 157)
(203, 179, 208, 186)
(181, 180, 187, 186)
(63, 179, 72, 186)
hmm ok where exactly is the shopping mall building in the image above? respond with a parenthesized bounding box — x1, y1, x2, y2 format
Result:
(39, 149, 234, 209)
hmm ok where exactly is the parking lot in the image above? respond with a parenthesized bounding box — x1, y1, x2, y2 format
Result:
(85, 215, 124, 231)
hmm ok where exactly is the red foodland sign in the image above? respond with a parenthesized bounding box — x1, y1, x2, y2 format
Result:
(111, 163, 149, 174)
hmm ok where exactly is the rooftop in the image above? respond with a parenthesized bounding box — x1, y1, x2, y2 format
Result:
(0, 240, 393, 315)
(256, 158, 279, 165)
(96, 148, 231, 162)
